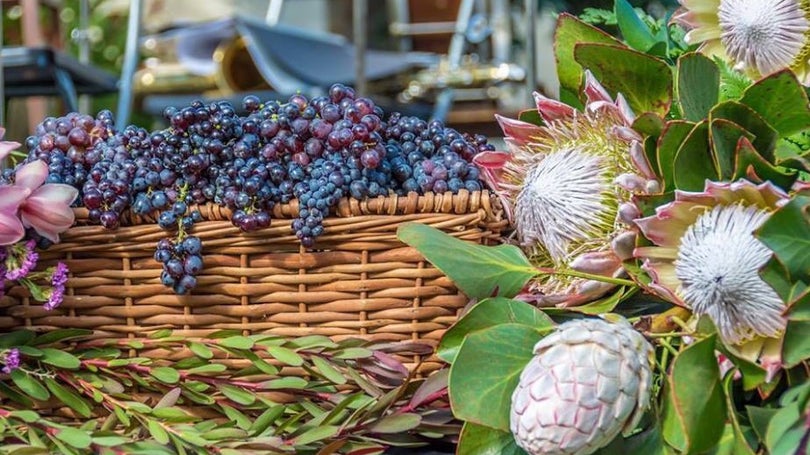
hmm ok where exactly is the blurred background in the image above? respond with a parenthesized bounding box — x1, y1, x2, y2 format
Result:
(0, 0, 677, 142)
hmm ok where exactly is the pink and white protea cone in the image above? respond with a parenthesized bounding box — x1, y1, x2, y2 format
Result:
(474, 71, 660, 306)
(634, 179, 790, 379)
(673, 0, 810, 84)
(510, 316, 654, 455)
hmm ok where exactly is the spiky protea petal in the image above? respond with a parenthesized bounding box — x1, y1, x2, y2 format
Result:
(481, 74, 660, 306)
(633, 179, 789, 372)
(675, 0, 810, 83)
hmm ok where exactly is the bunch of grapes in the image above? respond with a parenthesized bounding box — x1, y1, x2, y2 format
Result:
(17, 84, 494, 294)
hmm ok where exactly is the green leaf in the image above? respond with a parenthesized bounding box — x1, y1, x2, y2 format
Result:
(765, 403, 801, 451)
(721, 373, 757, 455)
(219, 405, 252, 431)
(265, 345, 304, 366)
(614, 0, 656, 51)
(369, 413, 422, 434)
(633, 112, 665, 137)
(674, 121, 716, 191)
(554, 13, 623, 95)
(9, 410, 39, 423)
(662, 335, 727, 454)
(250, 405, 285, 436)
(397, 223, 536, 299)
(186, 363, 228, 375)
(53, 427, 92, 449)
(457, 422, 527, 455)
(311, 356, 347, 385)
(709, 119, 753, 180)
(757, 195, 810, 283)
(265, 376, 308, 389)
(783, 320, 810, 367)
(150, 367, 180, 384)
(740, 70, 810, 137)
(40, 348, 81, 369)
(219, 384, 255, 405)
(32, 329, 92, 346)
(732, 137, 797, 190)
(710, 101, 777, 161)
(148, 420, 170, 445)
(438, 297, 553, 364)
(201, 428, 249, 440)
(10, 370, 50, 401)
(677, 53, 720, 122)
(747, 405, 779, 443)
(218, 336, 255, 350)
(517, 108, 543, 126)
(292, 425, 339, 446)
(657, 121, 696, 192)
(574, 43, 672, 116)
(188, 342, 213, 360)
(596, 424, 669, 454)
(44, 378, 92, 418)
(0, 331, 35, 349)
(449, 323, 541, 431)
(92, 436, 130, 447)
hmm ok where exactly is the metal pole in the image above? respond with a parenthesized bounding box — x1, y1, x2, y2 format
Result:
(77, 0, 91, 113)
(525, 0, 538, 94)
(116, 0, 143, 127)
(0, 0, 6, 128)
(353, 0, 367, 96)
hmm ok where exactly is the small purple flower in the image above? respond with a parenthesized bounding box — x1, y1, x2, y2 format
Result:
(5, 240, 38, 280)
(43, 262, 69, 311)
(2, 348, 20, 374)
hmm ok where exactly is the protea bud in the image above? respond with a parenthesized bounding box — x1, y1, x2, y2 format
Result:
(510, 316, 654, 455)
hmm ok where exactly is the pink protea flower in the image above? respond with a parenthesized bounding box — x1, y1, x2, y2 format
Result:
(474, 71, 660, 307)
(673, 0, 810, 83)
(13, 160, 78, 243)
(634, 179, 789, 379)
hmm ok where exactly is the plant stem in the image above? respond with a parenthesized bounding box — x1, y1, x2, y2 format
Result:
(535, 267, 637, 287)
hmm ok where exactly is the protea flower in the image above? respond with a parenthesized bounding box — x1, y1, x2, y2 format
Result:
(634, 179, 789, 378)
(474, 71, 660, 306)
(510, 316, 654, 455)
(13, 160, 79, 243)
(0, 127, 19, 161)
(673, 0, 810, 83)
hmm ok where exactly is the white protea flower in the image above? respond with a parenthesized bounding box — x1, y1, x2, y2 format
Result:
(634, 179, 790, 378)
(510, 316, 654, 455)
(474, 71, 660, 307)
(673, 0, 810, 83)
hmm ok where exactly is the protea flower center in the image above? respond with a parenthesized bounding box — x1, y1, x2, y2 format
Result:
(674, 204, 784, 345)
(718, 0, 810, 75)
(516, 147, 616, 262)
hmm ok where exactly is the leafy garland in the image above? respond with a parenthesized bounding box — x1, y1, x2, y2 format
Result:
(0, 329, 454, 454)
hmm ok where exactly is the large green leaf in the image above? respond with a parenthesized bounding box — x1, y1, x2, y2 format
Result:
(657, 121, 696, 192)
(678, 53, 720, 122)
(449, 323, 541, 431)
(740, 70, 810, 137)
(397, 223, 536, 299)
(554, 13, 622, 95)
(438, 298, 554, 364)
(662, 335, 727, 454)
(709, 119, 753, 180)
(674, 121, 716, 191)
(596, 425, 669, 454)
(574, 43, 672, 116)
(614, 0, 656, 51)
(457, 422, 527, 455)
(732, 137, 797, 190)
(782, 320, 810, 367)
(757, 195, 810, 283)
(721, 373, 757, 455)
(710, 101, 777, 161)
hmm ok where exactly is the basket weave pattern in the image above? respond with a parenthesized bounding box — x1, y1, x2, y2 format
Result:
(0, 191, 505, 374)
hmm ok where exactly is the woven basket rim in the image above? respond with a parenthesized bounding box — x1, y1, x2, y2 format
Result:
(73, 189, 501, 227)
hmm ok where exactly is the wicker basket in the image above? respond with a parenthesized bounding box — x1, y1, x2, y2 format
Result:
(0, 190, 505, 375)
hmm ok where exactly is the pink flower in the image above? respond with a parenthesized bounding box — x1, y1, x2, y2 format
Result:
(0, 186, 29, 246)
(13, 161, 78, 243)
(0, 127, 21, 162)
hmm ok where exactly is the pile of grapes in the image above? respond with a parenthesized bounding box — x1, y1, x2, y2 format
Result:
(6, 84, 495, 294)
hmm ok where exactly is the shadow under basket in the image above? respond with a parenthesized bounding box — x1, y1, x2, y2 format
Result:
(0, 190, 506, 376)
